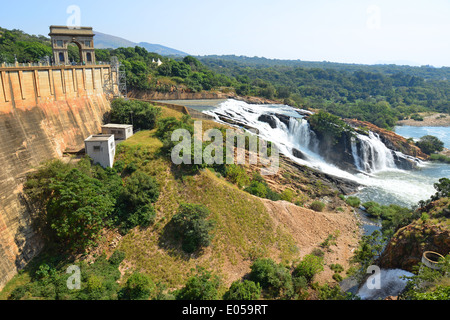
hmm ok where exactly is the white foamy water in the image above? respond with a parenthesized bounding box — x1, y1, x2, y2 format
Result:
(204, 99, 450, 208)
(357, 269, 414, 300)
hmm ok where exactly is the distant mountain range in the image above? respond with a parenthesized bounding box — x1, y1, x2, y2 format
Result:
(93, 31, 189, 57)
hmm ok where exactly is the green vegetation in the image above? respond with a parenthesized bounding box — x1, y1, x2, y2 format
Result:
(402, 254, 450, 300)
(6, 251, 125, 300)
(244, 172, 281, 201)
(222, 280, 262, 300)
(415, 135, 445, 155)
(310, 201, 325, 212)
(174, 267, 221, 300)
(248, 258, 295, 299)
(345, 196, 361, 208)
(308, 110, 354, 144)
(171, 203, 216, 253)
(23, 156, 160, 252)
(429, 153, 450, 164)
(110, 98, 161, 131)
(118, 272, 155, 300)
(293, 254, 324, 283)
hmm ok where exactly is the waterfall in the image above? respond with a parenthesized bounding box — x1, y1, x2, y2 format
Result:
(204, 99, 421, 183)
(351, 132, 397, 173)
(357, 269, 414, 300)
(288, 117, 319, 153)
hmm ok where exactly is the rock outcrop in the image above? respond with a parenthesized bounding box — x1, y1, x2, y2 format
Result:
(344, 119, 428, 160)
(378, 199, 450, 272)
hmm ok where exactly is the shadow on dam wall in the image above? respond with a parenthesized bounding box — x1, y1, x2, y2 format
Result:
(0, 64, 111, 290)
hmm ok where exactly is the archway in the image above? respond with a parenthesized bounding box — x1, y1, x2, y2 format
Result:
(68, 41, 82, 64)
(49, 26, 96, 65)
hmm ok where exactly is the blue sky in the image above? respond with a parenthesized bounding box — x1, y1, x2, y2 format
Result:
(1, 0, 450, 67)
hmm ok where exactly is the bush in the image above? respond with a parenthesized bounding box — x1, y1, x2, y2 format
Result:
(345, 196, 361, 208)
(310, 201, 325, 212)
(225, 164, 250, 189)
(293, 254, 324, 283)
(249, 258, 294, 298)
(171, 203, 216, 253)
(176, 267, 221, 300)
(119, 272, 154, 300)
(118, 170, 159, 232)
(416, 135, 444, 155)
(223, 280, 262, 300)
(280, 189, 295, 202)
(110, 98, 161, 131)
(108, 250, 126, 266)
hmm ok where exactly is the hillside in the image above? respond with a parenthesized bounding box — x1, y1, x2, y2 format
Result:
(0, 105, 362, 300)
(94, 31, 189, 56)
(112, 108, 361, 291)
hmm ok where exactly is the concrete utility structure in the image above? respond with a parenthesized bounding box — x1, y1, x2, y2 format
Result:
(49, 26, 96, 65)
(101, 124, 133, 141)
(421, 251, 445, 270)
(84, 134, 116, 168)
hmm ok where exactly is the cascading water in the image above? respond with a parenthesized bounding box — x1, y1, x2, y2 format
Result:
(351, 132, 397, 173)
(357, 269, 414, 300)
(203, 99, 449, 300)
(204, 99, 446, 207)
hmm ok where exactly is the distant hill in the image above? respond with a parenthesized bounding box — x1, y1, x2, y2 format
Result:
(94, 31, 189, 57)
(196, 54, 450, 81)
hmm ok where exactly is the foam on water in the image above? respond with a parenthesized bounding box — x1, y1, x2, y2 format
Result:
(205, 99, 449, 207)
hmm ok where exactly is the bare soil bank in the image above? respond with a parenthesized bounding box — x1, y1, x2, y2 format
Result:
(397, 113, 450, 127)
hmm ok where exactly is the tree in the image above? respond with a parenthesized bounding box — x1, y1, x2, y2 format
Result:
(171, 203, 216, 253)
(176, 267, 221, 300)
(118, 170, 159, 232)
(416, 135, 444, 155)
(110, 98, 161, 131)
(44, 168, 115, 251)
(293, 254, 324, 283)
(249, 258, 294, 298)
(119, 272, 154, 300)
(223, 280, 262, 300)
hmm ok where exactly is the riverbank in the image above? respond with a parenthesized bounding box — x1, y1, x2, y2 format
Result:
(397, 112, 450, 127)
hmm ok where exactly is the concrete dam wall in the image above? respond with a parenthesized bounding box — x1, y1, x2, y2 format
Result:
(0, 64, 111, 290)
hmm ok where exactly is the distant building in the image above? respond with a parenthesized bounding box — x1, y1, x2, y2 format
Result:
(84, 134, 115, 168)
(101, 123, 133, 141)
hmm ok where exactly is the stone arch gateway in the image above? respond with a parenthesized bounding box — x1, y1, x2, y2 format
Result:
(49, 25, 96, 65)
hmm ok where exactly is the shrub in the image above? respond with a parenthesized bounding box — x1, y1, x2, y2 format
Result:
(119, 272, 154, 300)
(345, 196, 361, 208)
(223, 280, 262, 300)
(249, 258, 294, 298)
(310, 201, 325, 212)
(416, 135, 444, 155)
(176, 267, 221, 300)
(293, 254, 324, 283)
(280, 189, 295, 202)
(171, 203, 216, 253)
(110, 98, 161, 131)
(119, 170, 159, 232)
(225, 164, 250, 189)
(108, 250, 126, 266)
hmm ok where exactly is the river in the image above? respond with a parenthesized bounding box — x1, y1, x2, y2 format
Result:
(184, 98, 449, 299)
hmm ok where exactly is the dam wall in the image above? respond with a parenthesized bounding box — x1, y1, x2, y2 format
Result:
(0, 64, 111, 290)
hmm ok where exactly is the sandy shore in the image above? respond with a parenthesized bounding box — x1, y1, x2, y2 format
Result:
(397, 112, 450, 127)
